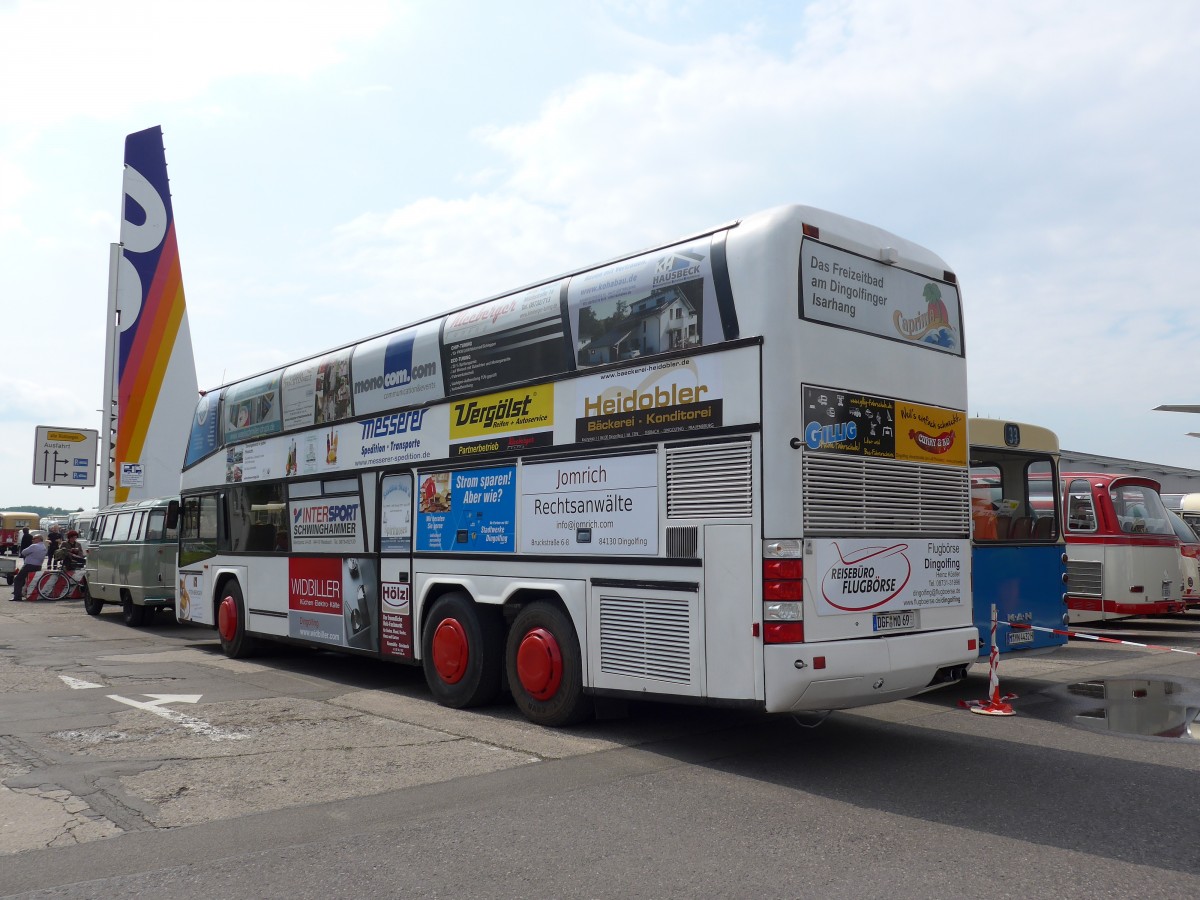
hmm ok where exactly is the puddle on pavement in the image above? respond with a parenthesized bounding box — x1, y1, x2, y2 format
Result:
(1067, 678, 1200, 740)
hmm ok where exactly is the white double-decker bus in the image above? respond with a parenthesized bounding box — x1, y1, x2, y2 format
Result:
(177, 204, 977, 726)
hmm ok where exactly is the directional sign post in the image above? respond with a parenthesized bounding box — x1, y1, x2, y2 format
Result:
(33, 426, 99, 487)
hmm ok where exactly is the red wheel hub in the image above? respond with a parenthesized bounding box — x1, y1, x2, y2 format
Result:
(516, 627, 562, 701)
(431, 618, 469, 684)
(218, 596, 238, 642)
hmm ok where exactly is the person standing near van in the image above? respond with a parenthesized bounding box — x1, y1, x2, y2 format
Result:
(46, 527, 63, 569)
(19, 527, 32, 553)
(12, 534, 46, 601)
(55, 531, 87, 573)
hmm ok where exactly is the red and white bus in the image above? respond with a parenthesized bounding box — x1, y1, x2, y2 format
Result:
(1, 511, 40, 585)
(1164, 507, 1200, 609)
(175, 204, 979, 726)
(1, 510, 39, 555)
(1058, 472, 1184, 623)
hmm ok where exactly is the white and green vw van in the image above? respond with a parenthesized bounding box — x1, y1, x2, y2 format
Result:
(84, 496, 179, 626)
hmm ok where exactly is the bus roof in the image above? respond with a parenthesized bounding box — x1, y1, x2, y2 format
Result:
(95, 496, 179, 515)
(968, 418, 1059, 454)
(1061, 471, 1164, 492)
(0, 511, 39, 524)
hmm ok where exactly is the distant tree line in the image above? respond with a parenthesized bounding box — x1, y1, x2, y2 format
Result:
(0, 506, 84, 518)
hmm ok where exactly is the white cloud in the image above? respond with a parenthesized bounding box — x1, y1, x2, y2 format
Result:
(0, 0, 397, 129)
(0, 156, 33, 235)
(328, 194, 581, 321)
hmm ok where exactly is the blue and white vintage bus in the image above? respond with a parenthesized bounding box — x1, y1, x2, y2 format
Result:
(969, 418, 1068, 655)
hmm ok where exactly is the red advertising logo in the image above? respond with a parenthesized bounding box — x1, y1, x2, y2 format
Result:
(908, 429, 955, 455)
(288, 556, 343, 613)
(821, 542, 911, 611)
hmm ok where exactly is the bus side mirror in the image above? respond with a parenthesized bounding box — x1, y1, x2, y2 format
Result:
(166, 500, 180, 531)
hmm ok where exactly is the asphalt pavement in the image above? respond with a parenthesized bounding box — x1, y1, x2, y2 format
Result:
(2, 599, 1199, 897)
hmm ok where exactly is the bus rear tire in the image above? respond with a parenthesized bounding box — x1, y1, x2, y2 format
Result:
(217, 581, 257, 658)
(506, 601, 591, 727)
(421, 592, 503, 709)
(121, 591, 147, 627)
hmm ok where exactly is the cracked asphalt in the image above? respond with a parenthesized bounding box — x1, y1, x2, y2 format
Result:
(0, 597, 731, 855)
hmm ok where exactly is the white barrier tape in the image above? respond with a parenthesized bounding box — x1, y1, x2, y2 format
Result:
(1001, 621, 1200, 657)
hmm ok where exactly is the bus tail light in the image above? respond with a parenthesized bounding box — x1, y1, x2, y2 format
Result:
(765, 621, 805, 644)
(763, 553, 804, 643)
(765, 595, 803, 643)
(764, 580, 803, 600)
(763, 559, 803, 579)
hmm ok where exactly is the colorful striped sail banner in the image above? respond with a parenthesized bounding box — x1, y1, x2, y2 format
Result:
(104, 126, 198, 504)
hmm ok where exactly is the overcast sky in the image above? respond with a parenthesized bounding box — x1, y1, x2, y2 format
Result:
(3, 0, 1199, 510)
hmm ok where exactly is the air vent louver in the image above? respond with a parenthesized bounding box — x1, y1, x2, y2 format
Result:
(598, 595, 693, 683)
(802, 454, 970, 535)
(666, 440, 753, 519)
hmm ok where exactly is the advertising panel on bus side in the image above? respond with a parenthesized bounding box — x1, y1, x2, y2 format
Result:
(416, 465, 516, 552)
(520, 452, 658, 554)
(226, 406, 445, 484)
(287, 555, 377, 651)
(571, 352, 737, 444)
(207, 343, 761, 489)
(352, 319, 444, 413)
(808, 537, 970, 616)
(379, 475, 413, 553)
(224, 372, 283, 443)
(800, 238, 962, 355)
(801, 385, 967, 468)
(185, 390, 223, 467)
(282, 348, 354, 430)
(289, 496, 364, 553)
(449, 384, 554, 458)
(442, 281, 569, 395)
(567, 238, 724, 366)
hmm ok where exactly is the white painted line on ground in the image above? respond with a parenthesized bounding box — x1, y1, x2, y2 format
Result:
(59, 675, 103, 689)
(107, 693, 247, 741)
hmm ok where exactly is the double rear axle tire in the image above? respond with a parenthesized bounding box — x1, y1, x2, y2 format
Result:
(506, 602, 591, 727)
(421, 594, 592, 727)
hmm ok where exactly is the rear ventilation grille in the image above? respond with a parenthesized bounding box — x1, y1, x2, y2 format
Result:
(1066, 559, 1102, 597)
(598, 596, 692, 683)
(666, 526, 699, 558)
(666, 440, 753, 519)
(802, 454, 970, 535)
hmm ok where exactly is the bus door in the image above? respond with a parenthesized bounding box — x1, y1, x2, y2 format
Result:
(378, 472, 416, 660)
(178, 493, 223, 626)
(146, 502, 180, 598)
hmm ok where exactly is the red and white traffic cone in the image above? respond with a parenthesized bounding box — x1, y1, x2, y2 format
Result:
(959, 603, 1016, 716)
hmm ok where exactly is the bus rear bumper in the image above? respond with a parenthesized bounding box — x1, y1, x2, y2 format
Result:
(1068, 597, 1185, 617)
(763, 626, 978, 713)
